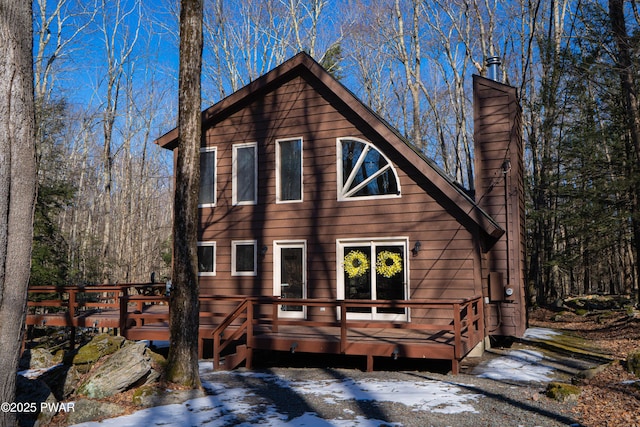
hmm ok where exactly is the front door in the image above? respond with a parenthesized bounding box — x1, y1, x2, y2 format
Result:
(338, 239, 408, 321)
(274, 241, 306, 318)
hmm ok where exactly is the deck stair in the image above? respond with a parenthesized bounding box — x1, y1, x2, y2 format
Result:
(212, 298, 254, 370)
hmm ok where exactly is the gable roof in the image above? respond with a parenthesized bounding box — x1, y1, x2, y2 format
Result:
(155, 52, 504, 243)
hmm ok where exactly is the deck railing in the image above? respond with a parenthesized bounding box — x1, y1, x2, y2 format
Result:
(27, 284, 167, 328)
(210, 295, 484, 371)
(25, 287, 484, 371)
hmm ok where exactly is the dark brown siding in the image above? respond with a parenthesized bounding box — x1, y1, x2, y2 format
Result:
(198, 75, 481, 326)
(473, 75, 526, 337)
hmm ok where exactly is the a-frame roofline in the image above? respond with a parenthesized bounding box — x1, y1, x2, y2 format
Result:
(154, 51, 504, 242)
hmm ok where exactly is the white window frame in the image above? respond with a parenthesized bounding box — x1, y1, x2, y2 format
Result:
(199, 147, 217, 208)
(275, 137, 303, 203)
(273, 240, 307, 319)
(231, 240, 258, 276)
(336, 237, 409, 321)
(336, 137, 401, 202)
(197, 241, 216, 276)
(232, 142, 258, 205)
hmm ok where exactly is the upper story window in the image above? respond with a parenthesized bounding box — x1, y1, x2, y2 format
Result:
(199, 147, 217, 207)
(337, 138, 400, 201)
(233, 142, 257, 205)
(276, 137, 303, 203)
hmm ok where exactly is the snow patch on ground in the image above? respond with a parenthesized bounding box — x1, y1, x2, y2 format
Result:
(473, 349, 555, 382)
(70, 328, 563, 426)
(70, 367, 480, 427)
(523, 327, 561, 341)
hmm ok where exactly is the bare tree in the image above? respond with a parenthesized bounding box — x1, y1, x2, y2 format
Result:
(165, 0, 203, 387)
(95, 0, 141, 282)
(0, 1, 38, 425)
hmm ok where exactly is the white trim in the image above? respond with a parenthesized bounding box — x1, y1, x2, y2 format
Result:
(273, 240, 307, 319)
(231, 240, 258, 276)
(199, 147, 217, 208)
(336, 237, 409, 321)
(197, 241, 216, 276)
(336, 137, 401, 202)
(275, 137, 303, 203)
(232, 142, 258, 205)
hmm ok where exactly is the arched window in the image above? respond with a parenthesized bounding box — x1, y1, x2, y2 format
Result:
(338, 138, 400, 200)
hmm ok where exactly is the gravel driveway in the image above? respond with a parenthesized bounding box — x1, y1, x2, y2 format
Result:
(70, 330, 589, 427)
(192, 345, 583, 427)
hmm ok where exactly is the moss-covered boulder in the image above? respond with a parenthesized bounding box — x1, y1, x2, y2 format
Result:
(71, 334, 125, 371)
(132, 385, 162, 406)
(19, 347, 55, 370)
(77, 341, 152, 398)
(627, 348, 640, 377)
(546, 382, 581, 402)
(146, 347, 167, 370)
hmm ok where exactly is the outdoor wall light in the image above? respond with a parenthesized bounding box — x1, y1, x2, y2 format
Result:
(502, 159, 511, 174)
(261, 246, 268, 257)
(412, 241, 421, 257)
(392, 347, 399, 360)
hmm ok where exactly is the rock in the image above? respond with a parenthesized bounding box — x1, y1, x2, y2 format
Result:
(545, 382, 581, 402)
(39, 364, 81, 401)
(146, 347, 167, 369)
(15, 375, 58, 427)
(576, 362, 614, 380)
(132, 384, 163, 406)
(627, 348, 640, 377)
(65, 399, 125, 425)
(70, 334, 125, 371)
(19, 347, 55, 370)
(132, 385, 205, 407)
(77, 341, 152, 398)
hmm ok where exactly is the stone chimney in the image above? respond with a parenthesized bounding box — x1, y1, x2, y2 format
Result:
(473, 73, 526, 337)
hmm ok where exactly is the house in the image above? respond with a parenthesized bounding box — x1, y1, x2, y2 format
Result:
(155, 52, 526, 372)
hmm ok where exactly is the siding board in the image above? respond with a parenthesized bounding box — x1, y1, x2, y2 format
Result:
(159, 55, 524, 342)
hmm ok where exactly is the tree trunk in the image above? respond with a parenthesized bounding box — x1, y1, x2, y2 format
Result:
(165, 0, 203, 388)
(610, 0, 640, 306)
(0, 2, 37, 426)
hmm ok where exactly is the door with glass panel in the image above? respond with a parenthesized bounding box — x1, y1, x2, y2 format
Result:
(274, 241, 306, 318)
(338, 240, 408, 321)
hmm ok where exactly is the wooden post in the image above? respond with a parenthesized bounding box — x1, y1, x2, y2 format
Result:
(340, 301, 347, 354)
(213, 330, 220, 370)
(453, 303, 462, 361)
(67, 288, 76, 323)
(271, 300, 279, 333)
(246, 300, 254, 369)
(119, 293, 127, 334)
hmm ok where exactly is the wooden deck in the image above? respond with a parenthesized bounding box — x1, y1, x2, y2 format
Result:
(26, 286, 484, 374)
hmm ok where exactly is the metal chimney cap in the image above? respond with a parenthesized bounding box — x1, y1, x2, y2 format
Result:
(486, 56, 501, 82)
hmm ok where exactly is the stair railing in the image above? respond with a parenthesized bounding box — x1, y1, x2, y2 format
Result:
(212, 298, 254, 369)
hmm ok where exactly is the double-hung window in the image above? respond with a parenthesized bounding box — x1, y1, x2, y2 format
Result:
(233, 142, 257, 205)
(276, 137, 303, 203)
(199, 147, 217, 207)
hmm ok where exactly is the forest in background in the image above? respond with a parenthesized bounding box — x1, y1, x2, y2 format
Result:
(31, 0, 640, 306)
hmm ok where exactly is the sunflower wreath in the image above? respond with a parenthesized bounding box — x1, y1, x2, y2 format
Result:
(344, 250, 370, 278)
(376, 251, 403, 278)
